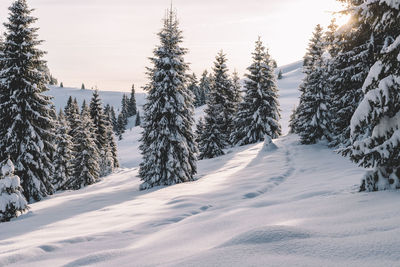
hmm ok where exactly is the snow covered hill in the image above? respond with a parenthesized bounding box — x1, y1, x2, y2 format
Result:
(2, 62, 399, 267)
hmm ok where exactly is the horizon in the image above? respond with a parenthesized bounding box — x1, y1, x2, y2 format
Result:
(0, 0, 346, 92)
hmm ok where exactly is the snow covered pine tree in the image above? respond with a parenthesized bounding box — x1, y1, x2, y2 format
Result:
(139, 8, 197, 190)
(295, 24, 332, 144)
(0, 0, 55, 202)
(198, 52, 233, 159)
(52, 110, 74, 191)
(329, 1, 375, 148)
(64, 103, 100, 190)
(349, 0, 400, 191)
(231, 37, 281, 146)
(0, 158, 28, 222)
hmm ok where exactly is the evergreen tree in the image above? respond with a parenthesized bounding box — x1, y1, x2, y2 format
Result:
(90, 90, 116, 176)
(188, 73, 202, 107)
(0, 158, 28, 222)
(329, 1, 375, 148)
(195, 117, 205, 147)
(295, 25, 331, 145)
(288, 105, 298, 134)
(81, 83, 85, 90)
(65, 97, 81, 139)
(64, 103, 100, 190)
(103, 105, 119, 169)
(278, 69, 283, 80)
(199, 93, 226, 159)
(231, 38, 281, 146)
(135, 110, 141, 126)
(198, 70, 211, 105)
(128, 84, 137, 117)
(60, 82, 63, 88)
(231, 70, 242, 112)
(0, 0, 55, 202)
(139, 8, 197, 190)
(52, 110, 73, 190)
(116, 113, 126, 140)
(348, 0, 400, 191)
(210, 51, 235, 146)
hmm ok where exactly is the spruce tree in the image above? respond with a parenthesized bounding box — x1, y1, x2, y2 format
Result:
(0, 158, 28, 222)
(0, 0, 55, 202)
(135, 111, 141, 126)
(348, 1, 400, 191)
(128, 84, 137, 117)
(188, 73, 202, 107)
(81, 83, 85, 90)
(65, 97, 81, 139)
(288, 105, 298, 134)
(195, 117, 205, 147)
(296, 25, 331, 145)
(231, 38, 281, 146)
(139, 8, 197, 190)
(116, 113, 126, 140)
(198, 70, 211, 105)
(60, 82, 63, 88)
(210, 51, 235, 146)
(329, 1, 375, 148)
(231, 70, 242, 113)
(52, 110, 73, 190)
(277, 69, 283, 80)
(64, 103, 100, 190)
(90, 90, 115, 176)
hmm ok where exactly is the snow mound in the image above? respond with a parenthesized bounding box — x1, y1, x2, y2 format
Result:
(220, 226, 312, 247)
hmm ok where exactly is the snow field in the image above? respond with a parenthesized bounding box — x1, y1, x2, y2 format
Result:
(1, 62, 399, 266)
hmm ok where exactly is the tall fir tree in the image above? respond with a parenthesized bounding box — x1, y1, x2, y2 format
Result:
(90, 90, 116, 176)
(139, 8, 197, 190)
(195, 117, 205, 147)
(0, 0, 55, 202)
(0, 158, 28, 222)
(210, 51, 235, 146)
(295, 25, 332, 144)
(135, 110, 141, 126)
(64, 102, 100, 190)
(127, 84, 137, 117)
(329, 1, 376, 148)
(348, 0, 400, 191)
(52, 110, 73, 190)
(231, 38, 281, 146)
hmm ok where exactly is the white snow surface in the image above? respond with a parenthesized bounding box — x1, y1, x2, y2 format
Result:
(2, 62, 399, 267)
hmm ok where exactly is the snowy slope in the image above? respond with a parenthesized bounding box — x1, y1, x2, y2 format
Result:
(2, 62, 399, 267)
(45, 86, 147, 112)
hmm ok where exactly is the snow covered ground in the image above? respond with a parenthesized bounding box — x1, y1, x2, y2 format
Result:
(2, 62, 399, 267)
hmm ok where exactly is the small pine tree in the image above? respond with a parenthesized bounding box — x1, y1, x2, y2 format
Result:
(231, 38, 281, 146)
(288, 105, 298, 134)
(0, 0, 56, 202)
(188, 73, 201, 107)
(116, 113, 126, 140)
(64, 103, 100, 190)
(139, 8, 197, 190)
(81, 83, 85, 90)
(52, 110, 73, 190)
(0, 158, 28, 222)
(135, 111, 141, 126)
(198, 70, 212, 105)
(128, 84, 137, 117)
(195, 117, 205, 147)
(231, 70, 242, 112)
(60, 82, 64, 88)
(277, 69, 283, 80)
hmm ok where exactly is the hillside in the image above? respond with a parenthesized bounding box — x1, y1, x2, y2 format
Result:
(2, 62, 398, 267)
(45, 86, 147, 113)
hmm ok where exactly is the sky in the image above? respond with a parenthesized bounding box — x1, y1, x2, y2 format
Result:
(0, 0, 347, 92)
